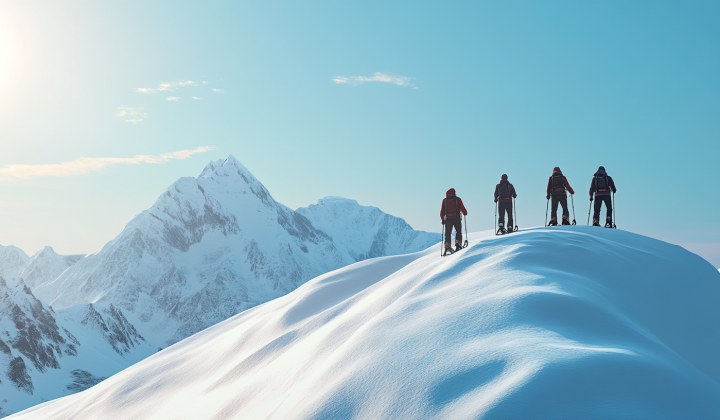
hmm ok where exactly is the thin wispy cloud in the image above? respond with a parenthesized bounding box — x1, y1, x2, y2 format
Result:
(201, 81, 209, 84)
(115, 106, 147, 123)
(0, 147, 215, 181)
(192, 97, 201, 100)
(166, 97, 180, 101)
(212, 88, 224, 92)
(136, 80, 197, 94)
(332, 72, 415, 87)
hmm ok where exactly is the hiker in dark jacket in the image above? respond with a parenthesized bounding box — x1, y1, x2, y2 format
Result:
(494, 174, 517, 231)
(440, 188, 468, 252)
(546, 167, 575, 225)
(589, 166, 617, 226)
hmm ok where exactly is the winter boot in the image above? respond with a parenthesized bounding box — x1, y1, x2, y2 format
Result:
(548, 217, 558, 226)
(605, 217, 613, 228)
(561, 215, 571, 225)
(455, 240, 463, 252)
(444, 243, 454, 255)
(507, 225, 514, 233)
(592, 219, 601, 227)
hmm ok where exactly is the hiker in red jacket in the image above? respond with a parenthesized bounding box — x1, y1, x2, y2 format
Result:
(546, 167, 575, 226)
(494, 174, 517, 232)
(440, 188, 468, 252)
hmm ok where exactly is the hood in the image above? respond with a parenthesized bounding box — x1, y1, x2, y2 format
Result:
(553, 167, 562, 175)
(501, 174, 508, 181)
(446, 188, 456, 197)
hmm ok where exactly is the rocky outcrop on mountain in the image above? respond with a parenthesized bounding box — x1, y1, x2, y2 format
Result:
(0, 276, 77, 387)
(29, 156, 439, 346)
(77, 303, 145, 356)
(0, 276, 154, 417)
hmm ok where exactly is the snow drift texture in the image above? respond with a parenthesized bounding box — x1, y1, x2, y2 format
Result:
(12, 227, 720, 420)
(25, 156, 438, 346)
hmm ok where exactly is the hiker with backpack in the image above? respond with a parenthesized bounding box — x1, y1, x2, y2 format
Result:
(440, 188, 468, 253)
(494, 174, 517, 233)
(589, 166, 617, 227)
(546, 167, 575, 226)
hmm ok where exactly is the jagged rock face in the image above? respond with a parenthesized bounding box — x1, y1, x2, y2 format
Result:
(0, 275, 154, 417)
(0, 276, 77, 396)
(77, 303, 145, 356)
(65, 369, 107, 393)
(30, 156, 439, 346)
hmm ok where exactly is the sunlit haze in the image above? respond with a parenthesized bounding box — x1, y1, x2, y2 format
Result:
(0, 1, 718, 267)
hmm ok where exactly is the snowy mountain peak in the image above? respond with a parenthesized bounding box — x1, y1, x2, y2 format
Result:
(0, 245, 30, 277)
(27, 155, 438, 348)
(316, 196, 359, 206)
(19, 246, 85, 290)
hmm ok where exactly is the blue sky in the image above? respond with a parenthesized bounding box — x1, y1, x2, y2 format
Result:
(0, 1, 718, 266)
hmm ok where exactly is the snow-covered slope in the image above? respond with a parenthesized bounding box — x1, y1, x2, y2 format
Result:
(12, 227, 720, 420)
(19, 247, 84, 290)
(0, 276, 154, 417)
(0, 246, 29, 277)
(29, 156, 438, 346)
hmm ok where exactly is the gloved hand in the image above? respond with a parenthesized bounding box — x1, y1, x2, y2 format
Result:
(494, 198, 498, 203)
(590, 197, 593, 201)
(546, 195, 550, 200)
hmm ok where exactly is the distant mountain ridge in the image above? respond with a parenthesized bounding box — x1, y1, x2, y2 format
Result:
(12, 155, 438, 346)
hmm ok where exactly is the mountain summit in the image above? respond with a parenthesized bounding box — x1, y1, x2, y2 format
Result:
(28, 156, 438, 346)
(11, 227, 720, 419)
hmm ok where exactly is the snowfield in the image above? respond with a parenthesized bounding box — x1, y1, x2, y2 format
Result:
(9, 227, 720, 419)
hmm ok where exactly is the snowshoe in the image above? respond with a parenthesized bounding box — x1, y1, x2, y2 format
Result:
(548, 219, 558, 226)
(561, 217, 571, 226)
(443, 244, 454, 256)
(455, 243, 463, 252)
(496, 227, 507, 235)
(506, 225, 514, 233)
(592, 219, 600, 227)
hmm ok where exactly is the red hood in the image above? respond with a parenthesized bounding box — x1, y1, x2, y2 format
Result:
(446, 188, 456, 196)
(553, 167, 562, 174)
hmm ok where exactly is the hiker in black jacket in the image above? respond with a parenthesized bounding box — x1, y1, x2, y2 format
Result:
(589, 166, 617, 227)
(494, 174, 517, 232)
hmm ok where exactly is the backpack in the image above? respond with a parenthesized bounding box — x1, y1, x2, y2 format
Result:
(498, 183, 510, 199)
(595, 174, 608, 192)
(444, 197, 460, 219)
(551, 173, 565, 192)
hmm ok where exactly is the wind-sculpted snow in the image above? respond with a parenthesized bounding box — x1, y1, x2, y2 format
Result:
(0, 276, 153, 417)
(11, 227, 720, 420)
(28, 156, 439, 346)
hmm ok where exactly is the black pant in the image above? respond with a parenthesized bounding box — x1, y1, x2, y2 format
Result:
(444, 219, 462, 245)
(551, 195, 569, 220)
(498, 201, 513, 226)
(593, 195, 612, 221)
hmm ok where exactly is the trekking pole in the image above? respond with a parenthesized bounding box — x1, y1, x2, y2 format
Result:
(440, 222, 444, 256)
(545, 198, 549, 227)
(587, 198, 592, 226)
(513, 197, 518, 231)
(494, 201, 498, 235)
(570, 194, 577, 225)
(463, 214, 469, 248)
(613, 192, 617, 229)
